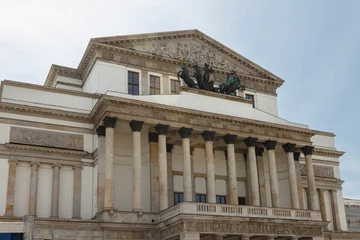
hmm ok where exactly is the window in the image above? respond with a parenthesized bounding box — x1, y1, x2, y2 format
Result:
(216, 195, 226, 204)
(149, 75, 161, 95)
(170, 79, 181, 94)
(174, 192, 184, 205)
(128, 71, 139, 95)
(238, 197, 246, 205)
(196, 194, 206, 203)
(245, 94, 255, 107)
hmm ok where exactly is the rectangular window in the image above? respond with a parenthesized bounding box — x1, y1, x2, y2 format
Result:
(128, 71, 139, 95)
(149, 75, 161, 95)
(216, 195, 226, 204)
(195, 194, 206, 203)
(170, 79, 181, 94)
(174, 192, 184, 205)
(238, 197, 246, 205)
(245, 94, 255, 107)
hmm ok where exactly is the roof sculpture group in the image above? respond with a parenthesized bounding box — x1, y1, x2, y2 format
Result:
(177, 63, 245, 96)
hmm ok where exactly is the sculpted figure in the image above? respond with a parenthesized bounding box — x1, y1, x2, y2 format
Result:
(177, 65, 196, 88)
(202, 63, 214, 91)
(217, 71, 244, 95)
(194, 65, 205, 89)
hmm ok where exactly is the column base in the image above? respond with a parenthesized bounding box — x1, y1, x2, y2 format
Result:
(4, 213, 14, 217)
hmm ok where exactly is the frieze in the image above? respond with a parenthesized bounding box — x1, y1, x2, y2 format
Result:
(300, 164, 334, 178)
(10, 127, 84, 151)
(160, 222, 184, 239)
(183, 220, 323, 237)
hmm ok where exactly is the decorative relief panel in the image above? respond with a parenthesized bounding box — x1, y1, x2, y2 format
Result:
(10, 127, 83, 151)
(300, 164, 334, 178)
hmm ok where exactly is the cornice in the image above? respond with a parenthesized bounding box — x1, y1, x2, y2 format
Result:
(44, 64, 82, 87)
(90, 29, 284, 83)
(5, 143, 91, 157)
(0, 102, 91, 123)
(313, 148, 345, 158)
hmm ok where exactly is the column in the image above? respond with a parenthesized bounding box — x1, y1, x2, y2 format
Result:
(330, 190, 341, 230)
(103, 116, 117, 210)
(155, 124, 169, 211)
(202, 131, 216, 204)
(51, 163, 61, 218)
(72, 165, 82, 219)
(190, 147, 196, 201)
(301, 146, 319, 210)
(130, 120, 144, 211)
(264, 140, 279, 208)
(283, 143, 300, 209)
(255, 147, 266, 207)
(149, 132, 159, 212)
(294, 152, 305, 209)
(318, 189, 327, 222)
(178, 127, 193, 202)
(29, 162, 40, 216)
(224, 134, 238, 205)
(244, 137, 260, 206)
(5, 159, 18, 216)
(96, 126, 106, 213)
(167, 144, 174, 207)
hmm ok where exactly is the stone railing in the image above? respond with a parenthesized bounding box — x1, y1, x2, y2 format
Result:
(160, 202, 322, 222)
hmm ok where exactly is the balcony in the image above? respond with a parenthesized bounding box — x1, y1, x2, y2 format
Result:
(160, 202, 322, 222)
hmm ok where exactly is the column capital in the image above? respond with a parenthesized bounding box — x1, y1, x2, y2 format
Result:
(293, 152, 300, 161)
(96, 126, 106, 136)
(129, 120, 144, 132)
(155, 124, 169, 135)
(244, 137, 257, 147)
(264, 140, 277, 150)
(148, 132, 158, 143)
(301, 146, 314, 155)
(166, 144, 173, 153)
(30, 161, 40, 167)
(283, 143, 296, 153)
(72, 165, 83, 170)
(103, 116, 117, 128)
(202, 131, 216, 141)
(255, 147, 264, 157)
(52, 163, 62, 169)
(8, 159, 18, 164)
(178, 127, 192, 138)
(223, 134, 237, 144)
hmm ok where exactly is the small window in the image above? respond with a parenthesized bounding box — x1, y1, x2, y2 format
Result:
(245, 94, 255, 107)
(149, 75, 161, 95)
(196, 194, 206, 203)
(216, 195, 226, 204)
(170, 79, 181, 94)
(128, 71, 139, 95)
(174, 192, 184, 205)
(238, 197, 246, 205)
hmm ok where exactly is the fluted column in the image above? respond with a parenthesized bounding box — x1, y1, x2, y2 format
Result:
(190, 147, 196, 201)
(155, 124, 169, 211)
(283, 143, 300, 209)
(294, 152, 305, 209)
(103, 116, 117, 210)
(130, 120, 144, 211)
(178, 127, 193, 202)
(51, 163, 61, 218)
(167, 144, 174, 206)
(244, 137, 260, 206)
(330, 190, 341, 230)
(29, 162, 40, 216)
(149, 132, 159, 212)
(264, 140, 279, 208)
(72, 165, 82, 219)
(255, 147, 267, 207)
(96, 126, 106, 212)
(224, 134, 238, 205)
(5, 159, 18, 216)
(318, 189, 327, 222)
(301, 146, 319, 210)
(202, 131, 216, 204)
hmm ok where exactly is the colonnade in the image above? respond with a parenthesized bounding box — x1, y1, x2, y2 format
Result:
(4, 159, 82, 219)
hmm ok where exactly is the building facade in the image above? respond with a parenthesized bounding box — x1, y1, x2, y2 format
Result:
(344, 198, 360, 232)
(0, 30, 357, 240)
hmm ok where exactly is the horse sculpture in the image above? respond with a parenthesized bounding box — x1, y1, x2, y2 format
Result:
(217, 71, 245, 95)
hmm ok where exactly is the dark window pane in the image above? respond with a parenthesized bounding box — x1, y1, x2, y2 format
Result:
(238, 197, 246, 205)
(134, 78, 139, 85)
(134, 86, 139, 95)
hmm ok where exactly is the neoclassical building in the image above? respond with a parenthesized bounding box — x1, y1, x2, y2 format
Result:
(0, 30, 357, 240)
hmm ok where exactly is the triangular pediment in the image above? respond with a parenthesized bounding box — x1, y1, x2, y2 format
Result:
(91, 30, 283, 83)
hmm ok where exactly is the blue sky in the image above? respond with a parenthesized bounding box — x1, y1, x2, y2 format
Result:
(1, 0, 359, 198)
